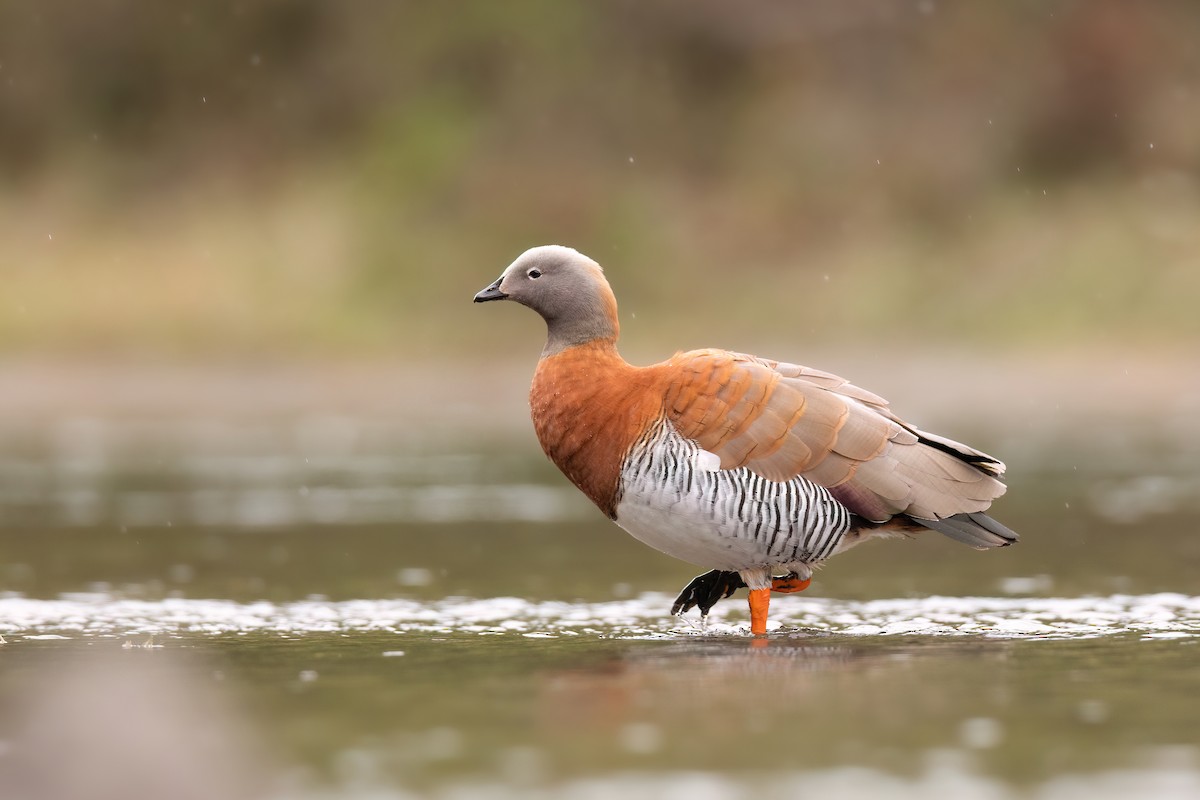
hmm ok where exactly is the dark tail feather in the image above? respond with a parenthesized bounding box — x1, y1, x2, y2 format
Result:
(915, 512, 1019, 550)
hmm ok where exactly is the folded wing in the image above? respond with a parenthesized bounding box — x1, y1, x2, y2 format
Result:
(660, 349, 1014, 546)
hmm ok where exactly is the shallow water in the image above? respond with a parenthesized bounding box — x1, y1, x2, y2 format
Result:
(2, 606, 1199, 799)
(3, 592, 1200, 640)
(1, 416, 1199, 798)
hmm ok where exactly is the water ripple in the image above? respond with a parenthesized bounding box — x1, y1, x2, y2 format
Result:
(1, 593, 1198, 640)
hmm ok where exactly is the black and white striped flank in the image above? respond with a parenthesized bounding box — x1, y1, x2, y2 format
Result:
(613, 419, 851, 572)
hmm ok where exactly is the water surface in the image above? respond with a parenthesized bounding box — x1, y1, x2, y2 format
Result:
(1, 416, 1198, 798)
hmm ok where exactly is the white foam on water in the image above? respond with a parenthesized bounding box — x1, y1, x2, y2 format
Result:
(1, 592, 1199, 640)
(294, 761, 1200, 800)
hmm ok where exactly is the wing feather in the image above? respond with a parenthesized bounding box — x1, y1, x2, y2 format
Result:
(660, 349, 1008, 524)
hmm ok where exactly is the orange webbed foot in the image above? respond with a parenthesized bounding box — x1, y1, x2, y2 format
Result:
(771, 574, 811, 594)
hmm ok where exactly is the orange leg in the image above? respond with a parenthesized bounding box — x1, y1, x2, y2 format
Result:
(748, 588, 771, 635)
(749, 576, 812, 635)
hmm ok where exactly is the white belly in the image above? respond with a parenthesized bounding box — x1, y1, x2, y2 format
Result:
(612, 420, 850, 573)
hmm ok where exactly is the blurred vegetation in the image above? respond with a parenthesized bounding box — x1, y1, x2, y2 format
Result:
(1, 1, 1198, 358)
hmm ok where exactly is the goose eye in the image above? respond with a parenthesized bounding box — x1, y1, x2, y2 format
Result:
(527, 268, 542, 279)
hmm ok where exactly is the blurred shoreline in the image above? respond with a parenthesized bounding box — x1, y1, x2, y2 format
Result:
(2, 350, 1195, 446)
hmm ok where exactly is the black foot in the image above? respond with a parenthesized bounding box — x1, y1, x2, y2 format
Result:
(670, 569, 746, 617)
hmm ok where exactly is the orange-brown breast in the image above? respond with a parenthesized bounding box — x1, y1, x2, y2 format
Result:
(530, 340, 666, 518)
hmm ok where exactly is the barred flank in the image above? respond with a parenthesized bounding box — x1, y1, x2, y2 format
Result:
(622, 420, 850, 565)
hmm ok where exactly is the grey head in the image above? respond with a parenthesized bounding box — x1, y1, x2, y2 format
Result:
(473, 245, 620, 356)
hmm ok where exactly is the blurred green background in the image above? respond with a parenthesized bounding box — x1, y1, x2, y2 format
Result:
(2, 0, 1198, 362)
(3, 6, 1200, 797)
